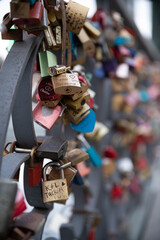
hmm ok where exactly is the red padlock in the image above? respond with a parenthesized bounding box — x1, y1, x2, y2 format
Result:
(104, 146, 118, 159)
(12, 189, 27, 218)
(88, 227, 96, 240)
(110, 184, 123, 200)
(38, 77, 61, 101)
(13, 1, 43, 27)
(28, 146, 43, 187)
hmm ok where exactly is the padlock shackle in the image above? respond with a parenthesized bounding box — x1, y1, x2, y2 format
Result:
(43, 162, 61, 181)
(30, 146, 39, 168)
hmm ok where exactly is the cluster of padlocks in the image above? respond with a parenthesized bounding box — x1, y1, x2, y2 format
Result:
(1, 0, 160, 239)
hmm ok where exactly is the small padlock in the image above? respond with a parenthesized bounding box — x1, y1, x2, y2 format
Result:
(64, 148, 89, 166)
(38, 50, 57, 78)
(32, 102, 62, 130)
(66, 1, 89, 34)
(66, 103, 90, 124)
(12, 1, 43, 26)
(84, 21, 101, 40)
(10, 0, 30, 19)
(38, 77, 62, 101)
(42, 162, 68, 203)
(52, 73, 82, 95)
(28, 146, 43, 187)
(48, 65, 68, 76)
(36, 136, 67, 160)
(78, 28, 96, 57)
(64, 92, 90, 110)
(55, 26, 62, 46)
(48, 160, 77, 186)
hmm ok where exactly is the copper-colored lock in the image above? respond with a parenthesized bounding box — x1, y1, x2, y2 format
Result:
(52, 73, 81, 95)
(1, 28, 23, 41)
(28, 146, 43, 187)
(64, 92, 90, 110)
(102, 158, 116, 178)
(64, 148, 89, 166)
(13, 2, 43, 27)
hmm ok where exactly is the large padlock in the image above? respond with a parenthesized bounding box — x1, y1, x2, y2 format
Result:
(12, 1, 43, 26)
(42, 162, 68, 203)
(52, 73, 82, 95)
(28, 146, 43, 187)
(36, 136, 68, 160)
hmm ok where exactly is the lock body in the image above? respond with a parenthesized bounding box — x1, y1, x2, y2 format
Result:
(42, 162, 68, 203)
(28, 162, 43, 187)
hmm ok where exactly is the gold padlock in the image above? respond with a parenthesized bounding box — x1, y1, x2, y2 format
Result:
(64, 92, 90, 110)
(52, 73, 81, 95)
(66, 103, 90, 124)
(42, 162, 68, 203)
(78, 28, 96, 57)
(40, 96, 63, 108)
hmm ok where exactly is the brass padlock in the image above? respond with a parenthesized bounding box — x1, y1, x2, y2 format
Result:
(48, 65, 68, 76)
(42, 162, 68, 203)
(52, 73, 81, 95)
(48, 160, 77, 186)
(10, 0, 30, 19)
(66, 1, 89, 34)
(64, 92, 90, 110)
(66, 103, 90, 124)
(78, 28, 96, 57)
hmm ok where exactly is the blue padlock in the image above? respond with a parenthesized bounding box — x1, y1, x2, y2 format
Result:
(77, 134, 102, 167)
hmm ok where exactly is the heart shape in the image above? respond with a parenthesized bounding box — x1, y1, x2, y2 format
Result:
(70, 109, 96, 133)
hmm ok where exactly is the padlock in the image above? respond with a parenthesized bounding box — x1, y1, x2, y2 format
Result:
(66, 1, 89, 34)
(13, 212, 46, 238)
(64, 148, 89, 166)
(103, 146, 118, 159)
(48, 9, 58, 25)
(48, 65, 68, 76)
(102, 158, 116, 178)
(32, 102, 62, 130)
(12, 1, 43, 26)
(77, 134, 102, 167)
(64, 92, 90, 110)
(1, 27, 23, 41)
(66, 103, 90, 124)
(42, 162, 68, 203)
(36, 136, 67, 160)
(12, 188, 26, 218)
(85, 122, 109, 141)
(28, 146, 43, 187)
(70, 108, 96, 133)
(52, 73, 82, 95)
(78, 28, 96, 57)
(38, 50, 57, 78)
(84, 21, 101, 40)
(48, 160, 77, 186)
(44, 23, 57, 49)
(40, 97, 63, 108)
(37, 77, 62, 101)
(10, 0, 30, 18)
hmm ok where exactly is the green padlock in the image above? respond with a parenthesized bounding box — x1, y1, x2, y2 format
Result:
(38, 50, 57, 77)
